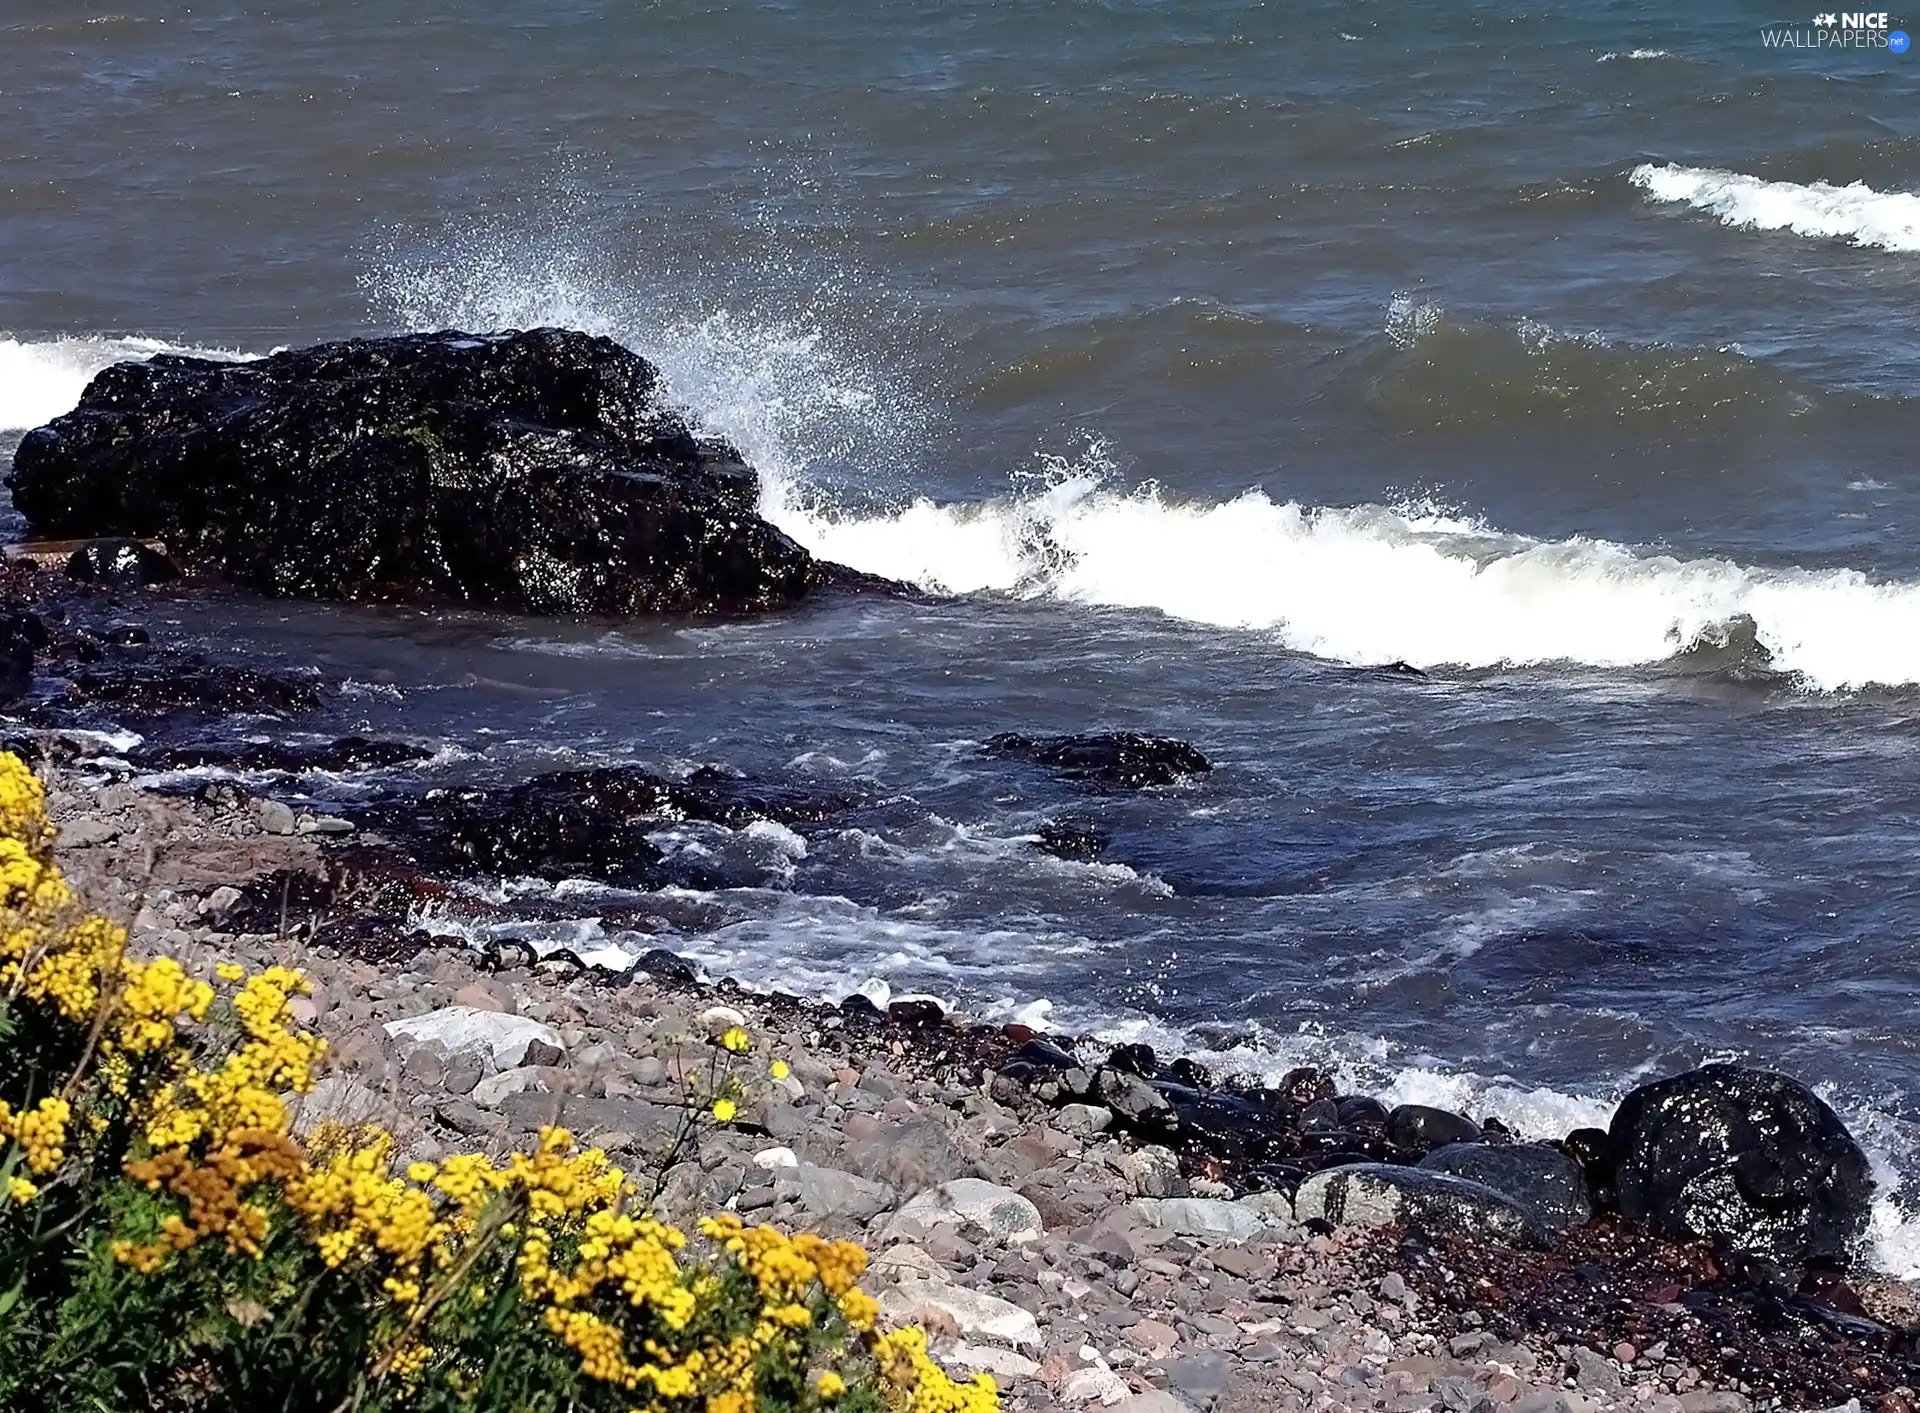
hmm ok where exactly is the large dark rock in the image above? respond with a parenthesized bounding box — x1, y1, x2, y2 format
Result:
(981, 731, 1212, 788)
(1607, 1064, 1874, 1285)
(10, 328, 889, 616)
(1418, 1141, 1594, 1231)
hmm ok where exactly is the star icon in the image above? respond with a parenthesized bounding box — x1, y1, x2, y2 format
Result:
(1814, 11, 1838, 24)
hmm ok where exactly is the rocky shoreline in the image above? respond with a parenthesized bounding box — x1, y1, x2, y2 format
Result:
(0, 331, 1910, 1412)
(9, 738, 1905, 1413)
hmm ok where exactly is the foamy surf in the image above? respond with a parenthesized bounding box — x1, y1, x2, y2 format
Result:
(763, 470, 1920, 692)
(1630, 162, 1920, 252)
(0, 335, 250, 434)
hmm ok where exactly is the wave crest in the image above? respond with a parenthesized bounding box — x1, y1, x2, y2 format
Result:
(1631, 162, 1920, 252)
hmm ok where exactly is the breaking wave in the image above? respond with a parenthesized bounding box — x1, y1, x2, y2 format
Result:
(1631, 162, 1920, 252)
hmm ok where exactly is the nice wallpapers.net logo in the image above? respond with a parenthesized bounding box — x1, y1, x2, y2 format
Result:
(1761, 11, 1911, 48)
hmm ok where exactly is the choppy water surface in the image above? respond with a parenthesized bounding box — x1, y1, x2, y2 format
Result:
(10, 0, 1920, 1266)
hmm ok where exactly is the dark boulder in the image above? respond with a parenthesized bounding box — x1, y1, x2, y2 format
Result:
(64, 538, 180, 588)
(981, 731, 1212, 789)
(1387, 1103, 1483, 1153)
(1337, 1096, 1391, 1135)
(11, 329, 892, 617)
(1106, 1043, 1159, 1079)
(838, 992, 887, 1028)
(1278, 1067, 1336, 1109)
(1608, 1064, 1874, 1285)
(1299, 1098, 1341, 1134)
(1418, 1141, 1594, 1231)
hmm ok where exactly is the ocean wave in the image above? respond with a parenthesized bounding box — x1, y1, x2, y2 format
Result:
(1597, 48, 1674, 61)
(0, 335, 251, 434)
(766, 462, 1920, 692)
(1630, 162, 1920, 252)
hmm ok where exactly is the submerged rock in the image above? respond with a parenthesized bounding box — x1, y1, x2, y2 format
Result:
(0, 611, 45, 706)
(11, 328, 892, 616)
(981, 731, 1212, 788)
(1417, 1141, 1594, 1231)
(1607, 1063, 1873, 1286)
(130, 736, 432, 774)
(362, 763, 855, 887)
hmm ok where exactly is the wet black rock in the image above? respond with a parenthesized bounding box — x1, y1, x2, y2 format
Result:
(64, 538, 180, 588)
(1295, 1162, 1540, 1245)
(1278, 1066, 1336, 1108)
(887, 999, 947, 1028)
(1033, 818, 1109, 862)
(1299, 1098, 1341, 1134)
(1387, 1103, 1484, 1153)
(1417, 1141, 1594, 1231)
(980, 731, 1212, 789)
(1337, 1096, 1391, 1136)
(838, 993, 887, 1028)
(1608, 1063, 1874, 1286)
(12, 329, 894, 616)
(630, 948, 701, 984)
(363, 764, 854, 888)
(130, 736, 432, 774)
(47, 659, 322, 719)
(1106, 1042, 1159, 1079)
(0, 612, 45, 706)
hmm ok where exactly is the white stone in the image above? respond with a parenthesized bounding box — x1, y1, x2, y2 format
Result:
(697, 1005, 749, 1039)
(1129, 1196, 1278, 1243)
(1061, 1365, 1130, 1405)
(1114, 1393, 1195, 1413)
(383, 1006, 564, 1069)
(885, 1178, 1044, 1246)
(1294, 1167, 1402, 1227)
(1240, 1190, 1296, 1225)
(1057, 1103, 1113, 1136)
(938, 1342, 1038, 1379)
(469, 1067, 546, 1108)
(752, 1145, 800, 1170)
(880, 1277, 1042, 1352)
(870, 1244, 952, 1284)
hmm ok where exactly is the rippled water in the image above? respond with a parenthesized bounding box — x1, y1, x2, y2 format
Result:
(9, 0, 1920, 1267)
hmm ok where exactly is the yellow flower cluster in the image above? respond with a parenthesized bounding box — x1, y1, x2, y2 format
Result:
(872, 1327, 1002, 1413)
(0, 750, 999, 1411)
(0, 1095, 73, 1176)
(142, 966, 327, 1151)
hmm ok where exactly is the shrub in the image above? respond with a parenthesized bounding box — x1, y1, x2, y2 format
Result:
(0, 753, 997, 1413)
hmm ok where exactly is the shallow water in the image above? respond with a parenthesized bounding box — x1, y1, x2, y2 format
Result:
(9, 0, 1920, 1267)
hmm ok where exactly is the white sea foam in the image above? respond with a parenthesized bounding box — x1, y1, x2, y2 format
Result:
(1631, 162, 1920, 252)
(0, 335, 247, 433)
(1598, 48, 1673, 61)
(766, 469, 1920, 692)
